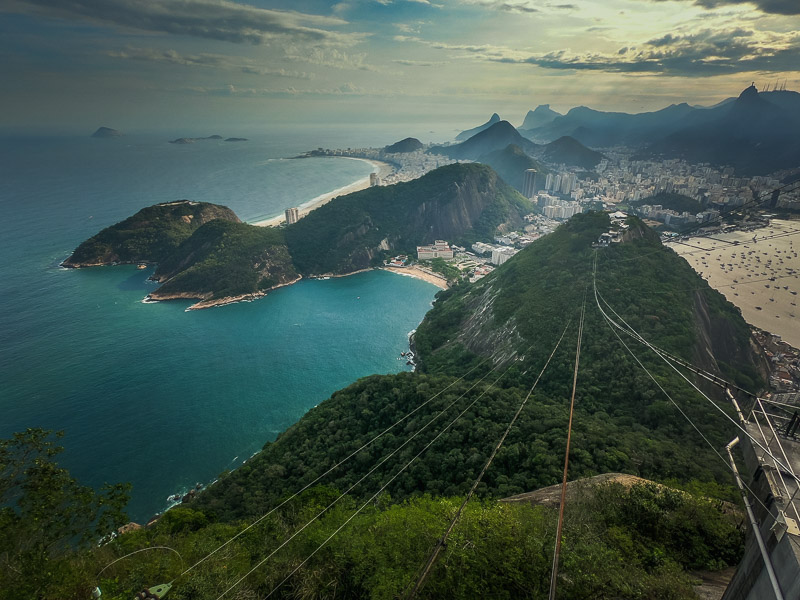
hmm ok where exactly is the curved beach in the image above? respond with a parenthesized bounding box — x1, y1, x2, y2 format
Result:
(252, 158, 394, 227)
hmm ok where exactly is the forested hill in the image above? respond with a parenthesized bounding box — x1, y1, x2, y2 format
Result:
(284, 163, 533, 275)
(195, 212, 762, 524)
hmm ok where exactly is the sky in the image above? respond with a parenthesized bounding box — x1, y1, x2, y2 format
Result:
(2, 0, 800, 134)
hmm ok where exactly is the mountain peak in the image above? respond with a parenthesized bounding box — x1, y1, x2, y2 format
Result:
(520, 105, 561, 130)
(455, 113, 504, 141)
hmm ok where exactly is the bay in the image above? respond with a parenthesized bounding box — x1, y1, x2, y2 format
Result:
(0, 131, 438, 521)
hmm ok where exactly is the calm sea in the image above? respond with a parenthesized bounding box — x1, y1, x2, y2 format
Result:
(0, 129, 438, 522)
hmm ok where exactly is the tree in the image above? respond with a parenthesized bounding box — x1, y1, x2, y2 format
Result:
(0, 428, 130, 599)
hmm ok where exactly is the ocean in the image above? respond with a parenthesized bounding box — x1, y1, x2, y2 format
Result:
(0, 129, 439, 522)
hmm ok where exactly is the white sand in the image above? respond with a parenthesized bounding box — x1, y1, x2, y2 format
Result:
(251, 158, 394, 227)
(666, 219, 800, 347)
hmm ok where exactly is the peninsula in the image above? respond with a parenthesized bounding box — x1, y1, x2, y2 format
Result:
(64, 163, 534, 307)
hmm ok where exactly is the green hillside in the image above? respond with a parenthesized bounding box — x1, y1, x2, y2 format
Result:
(284, 163, 533, 275)
(150, 220, 297, 304)
(62, 201, 239, 267)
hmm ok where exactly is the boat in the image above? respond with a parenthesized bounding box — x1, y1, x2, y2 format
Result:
(137, 264, 147, 270)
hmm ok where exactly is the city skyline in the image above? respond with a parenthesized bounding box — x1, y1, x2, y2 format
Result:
(2, 0, 800, 133)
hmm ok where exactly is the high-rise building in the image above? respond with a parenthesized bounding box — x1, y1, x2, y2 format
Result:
(285, 207, 299, 224)
(522, 169, 538, 198)
(370, 173, 380, 187)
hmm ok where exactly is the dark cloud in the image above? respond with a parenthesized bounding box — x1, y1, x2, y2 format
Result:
(651, 0, 800, 16)
(3, 0, 360, 45)
(488, 28, 800, 76)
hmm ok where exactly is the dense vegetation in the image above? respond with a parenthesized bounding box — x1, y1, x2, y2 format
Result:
(28, 209, 766, 598)
(152, 220, 297, 301)
(285, 163, 533, 275)
(629, 192, 705, 214)
(62, 201, 239, 267)
(194, 213, 760, 525)
(1, 429, 742, 600)
(479, 143, 550, 194)
(0, 430, 130, 600)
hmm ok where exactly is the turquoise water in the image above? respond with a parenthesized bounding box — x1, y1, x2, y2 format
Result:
(0, 132, 437, 521)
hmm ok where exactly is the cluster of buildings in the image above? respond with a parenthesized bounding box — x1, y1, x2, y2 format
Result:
(754, 329, 800, 393)
(534, 193, 585, 220)
(589, 150, 794, 211)
(416, 240, 454, 260)
(633, 203, 721, 228)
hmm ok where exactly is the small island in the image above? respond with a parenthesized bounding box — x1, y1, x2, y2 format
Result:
(91, 126, 123, 138)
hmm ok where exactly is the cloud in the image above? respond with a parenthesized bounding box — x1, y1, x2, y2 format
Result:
(487, 28, 800, 76)
(284, 45, 379, 71)
(3, 0, 362, 45)
(651, 0, 800, 16)
(107, 46, 314, 78)
(392, 58, 449, 66)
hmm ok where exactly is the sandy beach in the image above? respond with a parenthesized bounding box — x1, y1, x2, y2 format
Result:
(666, 219, 800, 347)
(382, 266, 449, 290)
(251, 158, 394, 227)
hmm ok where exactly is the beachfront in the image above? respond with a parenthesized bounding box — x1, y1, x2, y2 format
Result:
(382, 265, 449, 290)
(667, 219, 800, 348)
(251, 158, 394, 227)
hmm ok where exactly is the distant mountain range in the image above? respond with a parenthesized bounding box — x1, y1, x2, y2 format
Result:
(519, 104, 561, 131)
(431, 121, 603, 184)
(513, 86, 800, 175)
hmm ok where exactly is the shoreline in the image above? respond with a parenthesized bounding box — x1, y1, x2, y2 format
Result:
(144, 275, 304, 310)
(251, 158, 394, 227)
(382, 266, 449, 290)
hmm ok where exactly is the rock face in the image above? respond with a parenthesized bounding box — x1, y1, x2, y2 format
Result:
(62, 201, 240, 268)
(91, 127, 123, 138)
(284, 163, 533, 275)
(519, 104, 561, 131)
